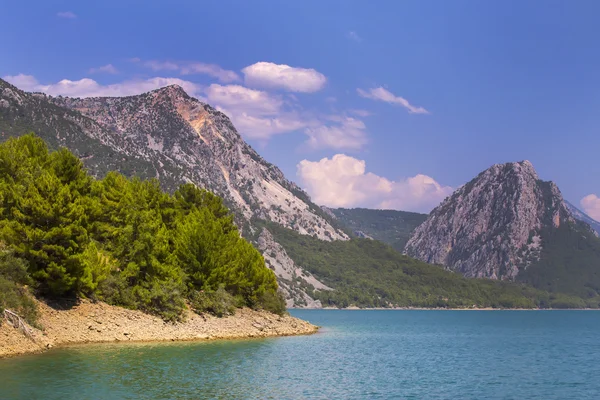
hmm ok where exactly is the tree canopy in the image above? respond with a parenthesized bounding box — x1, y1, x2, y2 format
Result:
(0, 134, 284, 321)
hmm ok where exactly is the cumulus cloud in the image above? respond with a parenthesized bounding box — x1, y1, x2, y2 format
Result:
(89, 64, 119, 74)
(204, 84, 368, 147)
(581, 194, 600, 222)
(205, 84, 282, 115)
(57, 11, 77, 19)
(242, 62, 327, 93)
(297, 154, 452, 212)
(2, 74, 40, 91)
(180, 63, 240, 83)
(3, 74, 201, 98)
(220, 109, 308, 140)
(204, 84, 308, 140)
(140, 60, 239, 83)
(357, 87, 429, 114)
(304, 117, 368, 151)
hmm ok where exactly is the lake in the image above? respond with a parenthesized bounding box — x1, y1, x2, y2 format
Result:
(1, 310, 600, 399)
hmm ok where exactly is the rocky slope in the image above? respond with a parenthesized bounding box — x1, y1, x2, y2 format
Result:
(405, 161, 581, 280)
(565, 201, 600, 236)
(257, 228, 331, 308)
(0, 78, 348, 307)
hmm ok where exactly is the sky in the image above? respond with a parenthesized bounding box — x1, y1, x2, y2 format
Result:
(1, 0, 600, 219)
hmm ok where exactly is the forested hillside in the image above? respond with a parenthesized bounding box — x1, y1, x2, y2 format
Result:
(0, 135, 285, 324)
(330, 208, 427, 251)
(261, 222, 592, 309)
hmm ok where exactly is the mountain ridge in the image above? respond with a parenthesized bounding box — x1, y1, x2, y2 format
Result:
(404, 160, 600, 299)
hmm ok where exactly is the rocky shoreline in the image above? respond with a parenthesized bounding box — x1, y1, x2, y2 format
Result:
(0, 299, 318, 359)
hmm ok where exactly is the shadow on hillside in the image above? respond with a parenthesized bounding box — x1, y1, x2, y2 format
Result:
(42, 296, 81, 311)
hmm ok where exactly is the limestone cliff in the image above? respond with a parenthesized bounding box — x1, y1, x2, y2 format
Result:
(405, 161, 575, 279)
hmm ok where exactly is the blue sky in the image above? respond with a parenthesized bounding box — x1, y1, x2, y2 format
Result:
(2, 0, 600, 218)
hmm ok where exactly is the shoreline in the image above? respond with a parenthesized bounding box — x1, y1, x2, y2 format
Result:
(0, 299, 318, 359)
(295, 307, 600, 311)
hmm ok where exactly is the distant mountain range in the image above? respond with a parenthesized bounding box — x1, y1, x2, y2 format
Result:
(326, 207, 427, 252)
(3, 78, 600, 308)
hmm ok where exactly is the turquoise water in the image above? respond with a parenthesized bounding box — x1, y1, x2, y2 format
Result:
(1, 310, 600, 399)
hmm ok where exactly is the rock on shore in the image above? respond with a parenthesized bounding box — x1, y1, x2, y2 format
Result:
(0, 299, 318, 358)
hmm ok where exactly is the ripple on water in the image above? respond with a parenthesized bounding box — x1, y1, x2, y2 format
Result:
(1, 310, 600, 399)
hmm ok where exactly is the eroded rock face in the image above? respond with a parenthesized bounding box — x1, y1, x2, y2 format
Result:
(48, 86, 347, 242)
(405, 161, 574, 280)
(258, 228, 330, 308)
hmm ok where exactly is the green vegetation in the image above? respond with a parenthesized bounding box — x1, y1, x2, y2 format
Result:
(0, 248, 39, 326)
(262, 222, 591, 309)
(0, 134, 285, 321)
(518, 223, 600, 306)
(331, 208, 427, 251)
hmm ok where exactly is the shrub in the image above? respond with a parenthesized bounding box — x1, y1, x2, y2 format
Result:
(254, 290, 288, 316)
(0, 253, 39, 326)
(189, 286, 241, 317)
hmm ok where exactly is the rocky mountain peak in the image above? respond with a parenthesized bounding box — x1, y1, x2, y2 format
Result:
(152, 84, 188, 97)
(405, 160, 574, 280)
(24, 82, 347, 241)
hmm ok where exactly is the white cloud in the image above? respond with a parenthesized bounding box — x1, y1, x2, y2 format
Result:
(180, 63, 240, 83)
(242, 62, 327, 93)
(304, 117, 368, 151)
(89, 64, 119, 74)
(347, 31, 362, 42)
(140, 60, 239, 83)
(297, 154, 452, 212)
(204, 85, 368, 147)
(3, 74, 201, 98)
(2, 74, 40, 91)
(581, 194, 600, 222)
(220, 108, 307, 141)
(143, 60, 180, 71)
(357, 87, 429, 114)
(204, 84, 308, 140)
(349, 109, 372, 117)
(57, 11, 77, 19)
(205, 84, 282, 115)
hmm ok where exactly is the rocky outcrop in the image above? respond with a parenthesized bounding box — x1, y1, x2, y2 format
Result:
(258, 228, 330, 308)
(405, 161, 575, 279)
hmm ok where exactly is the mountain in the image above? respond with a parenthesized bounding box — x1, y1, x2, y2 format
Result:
(0, 78, 347, 306)
(405, 160, 600, 299)
(565, 200, 600, 236)
(5, 78, 599, 308)
(328, 207, 427, 252)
